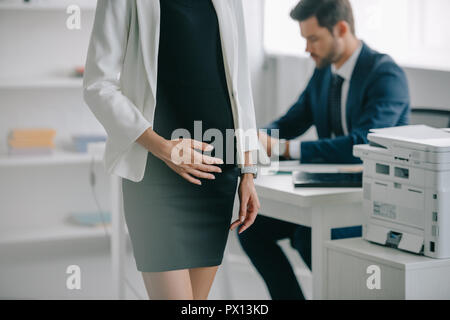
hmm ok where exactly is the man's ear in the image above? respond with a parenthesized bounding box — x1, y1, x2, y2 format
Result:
(334, 20, 348, 38)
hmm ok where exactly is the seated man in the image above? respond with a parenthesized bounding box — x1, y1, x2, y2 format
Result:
(237, 0, 410, 299)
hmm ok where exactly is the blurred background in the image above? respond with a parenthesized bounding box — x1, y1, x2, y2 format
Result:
(0, 0, 449, 299)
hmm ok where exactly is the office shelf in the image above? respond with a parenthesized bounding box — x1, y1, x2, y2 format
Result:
(0, 223, 112, 245)
(0, 1, 131, 299)
(0, 77, 83, 89)
(0, 0, 96, 11)
(0, 222, 128, 246)
(0, 150, 103, 167)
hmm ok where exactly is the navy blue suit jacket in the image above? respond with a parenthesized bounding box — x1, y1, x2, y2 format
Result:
(264, 42, 410, 163)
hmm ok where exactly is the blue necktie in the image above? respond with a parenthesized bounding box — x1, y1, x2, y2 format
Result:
(328, 73, 345, 137)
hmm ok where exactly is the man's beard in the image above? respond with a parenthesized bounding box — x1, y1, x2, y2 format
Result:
(315, 39, 341, 69)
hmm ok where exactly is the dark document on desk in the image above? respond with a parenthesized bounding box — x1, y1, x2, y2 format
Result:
(292, 171, 362, 188)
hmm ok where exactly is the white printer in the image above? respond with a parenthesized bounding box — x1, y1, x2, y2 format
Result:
(353, 125, 450, 258)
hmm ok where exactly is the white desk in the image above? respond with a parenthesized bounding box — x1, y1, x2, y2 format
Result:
(253, 161, 364, 299)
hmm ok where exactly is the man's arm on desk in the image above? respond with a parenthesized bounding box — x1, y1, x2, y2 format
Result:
(300, 104, 408, 164)
(272, 61, 410, 164)
(300, 64, 410, 164)
(259, 89, 313, 160)
(263, 86, 313, 140)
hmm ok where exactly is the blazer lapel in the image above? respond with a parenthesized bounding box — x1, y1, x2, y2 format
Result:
(211, 0, 237, 87)
(136, 0, 160, 101)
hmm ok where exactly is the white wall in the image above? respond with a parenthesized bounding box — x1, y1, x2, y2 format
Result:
(265, 56, 450, 116)
(0, 10, 93, 78)
(403, 67, 450, 110)
(258, 53, 450, 135)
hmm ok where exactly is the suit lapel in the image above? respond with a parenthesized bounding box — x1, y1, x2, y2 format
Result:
(317, 68, 332, 138)
(346, 42, 370, 132)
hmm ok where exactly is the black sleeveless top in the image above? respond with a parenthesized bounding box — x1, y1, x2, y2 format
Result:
(121, 0, 241, 274)
(152, 0, 237, 168)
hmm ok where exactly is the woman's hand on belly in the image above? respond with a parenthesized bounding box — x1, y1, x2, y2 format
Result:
(157, 138, 224, 186)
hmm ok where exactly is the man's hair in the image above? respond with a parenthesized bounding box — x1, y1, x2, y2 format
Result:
(290, 0, 355, 35)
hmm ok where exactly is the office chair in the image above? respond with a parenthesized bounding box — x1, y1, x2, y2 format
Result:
(410, 108, 450, 128)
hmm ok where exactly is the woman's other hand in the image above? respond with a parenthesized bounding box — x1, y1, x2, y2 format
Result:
(230, 174, 260, 234)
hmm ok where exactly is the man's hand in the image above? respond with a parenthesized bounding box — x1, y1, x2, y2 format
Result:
(284, 140, 290, 159)
(258, 131, 275, 157)
(258, 131, 290, 159)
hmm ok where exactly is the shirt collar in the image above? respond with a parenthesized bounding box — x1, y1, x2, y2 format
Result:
(331, 41, 363, 81)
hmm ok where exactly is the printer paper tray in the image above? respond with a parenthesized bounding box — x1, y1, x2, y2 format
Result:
(365, 224, 424, 254)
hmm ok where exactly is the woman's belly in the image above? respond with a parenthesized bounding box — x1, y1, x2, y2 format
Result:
(152, 80, 237, 167)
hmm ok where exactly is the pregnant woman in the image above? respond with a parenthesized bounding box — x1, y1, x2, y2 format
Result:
(83, 0, 260, 300)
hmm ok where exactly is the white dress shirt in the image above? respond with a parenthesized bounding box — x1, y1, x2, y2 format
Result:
(289, 41, 363, 160)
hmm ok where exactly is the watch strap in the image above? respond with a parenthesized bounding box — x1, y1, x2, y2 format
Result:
(240, 165, 258, 179)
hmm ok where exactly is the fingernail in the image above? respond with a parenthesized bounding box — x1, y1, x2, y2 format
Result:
(211, 175, 215, 179)
(240, 217, 245, 223)
(206, 145, 214, 151)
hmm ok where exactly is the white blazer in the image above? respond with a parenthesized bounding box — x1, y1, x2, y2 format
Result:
(83, 0, 259, 182)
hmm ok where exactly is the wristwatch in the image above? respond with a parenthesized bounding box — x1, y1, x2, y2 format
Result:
(272, 139, 287, 157)
(240, 165, 258, 179)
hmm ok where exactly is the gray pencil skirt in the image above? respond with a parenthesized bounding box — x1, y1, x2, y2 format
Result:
(121, 151, 240, 272)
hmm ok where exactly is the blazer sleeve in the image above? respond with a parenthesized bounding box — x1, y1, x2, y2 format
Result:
(263, 78, 314, 140)
(232, 0, 259, 152)
(301, 61, 410, 164)
(83, 0, 152, 158)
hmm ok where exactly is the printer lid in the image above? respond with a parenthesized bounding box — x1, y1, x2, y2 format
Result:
(368, 125, 450, 153)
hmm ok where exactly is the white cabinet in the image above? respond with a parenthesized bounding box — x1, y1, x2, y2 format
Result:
(325, 238, 450, 299)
